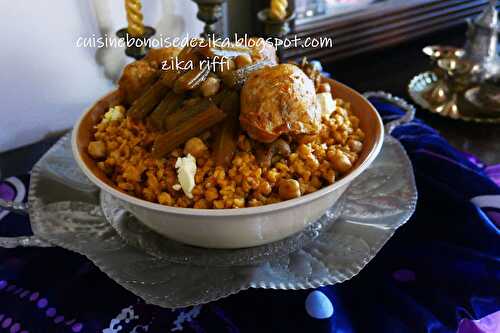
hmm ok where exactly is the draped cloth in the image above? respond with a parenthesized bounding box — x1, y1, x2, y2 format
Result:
(0, 97, 498, 333)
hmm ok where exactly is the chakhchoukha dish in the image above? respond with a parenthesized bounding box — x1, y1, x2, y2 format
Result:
(72, 38, 383, 248)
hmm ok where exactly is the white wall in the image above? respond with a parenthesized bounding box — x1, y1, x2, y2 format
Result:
(0, 0, 203, 152)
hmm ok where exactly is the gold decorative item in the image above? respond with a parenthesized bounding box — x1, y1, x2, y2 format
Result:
(424, 80, 449, 105)
(191, 0, 227, 38)
(434, 95, 460, 119)
(257, 8, 296, 61)
(409, 0, 500, 123)
(270, 0, 289, 21)
(422, 45, 466, 62)
(125, 0, 145, 37)
(426, 58, 477, 119)
(422, 45, 465, 78)
(117, 0, 155, 60)
(437, 58, 479, 92)
(409, 72, 500, 123)
(423, 57, 477, 109)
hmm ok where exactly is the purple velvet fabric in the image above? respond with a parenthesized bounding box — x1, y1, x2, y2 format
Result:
(457, 311, 500, 333)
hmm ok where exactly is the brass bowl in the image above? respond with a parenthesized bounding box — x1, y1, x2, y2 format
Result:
(437, 58, 479, 93)
(422, 45, 465, 61)
(423, 46, 466, 79)
(437, 58, 475, 75)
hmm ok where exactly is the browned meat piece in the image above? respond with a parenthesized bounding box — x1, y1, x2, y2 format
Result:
(144, 47, 182, 68)
(248, 37, 278, 65)
(88, 141, 106, 160)
(118, 48, 181, 105)
(118, 60, 159, 106)
(240, 64, 321, 143)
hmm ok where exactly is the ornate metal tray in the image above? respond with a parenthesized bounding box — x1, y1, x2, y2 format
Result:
(1, 93, 418, 308)
(408, 71, 500, 124)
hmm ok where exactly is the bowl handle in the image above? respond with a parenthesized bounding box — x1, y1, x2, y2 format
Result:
(0, 197, 30, 215)
(364, 91, 416, 135)
(0, 193, 53, 248)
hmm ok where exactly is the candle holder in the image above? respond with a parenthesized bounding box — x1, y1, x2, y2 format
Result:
(257, 8, 296, 61)
(191, 0, 227, 38)
(116, 26, 156, 60)
(422, 45, 465, 78)
(437, 58, 479, 93)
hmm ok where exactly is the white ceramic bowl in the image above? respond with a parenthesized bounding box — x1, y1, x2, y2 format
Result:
(72, 78, 384, 249)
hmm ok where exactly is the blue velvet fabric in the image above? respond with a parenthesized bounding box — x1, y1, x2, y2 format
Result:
(0, 97, 498, 333)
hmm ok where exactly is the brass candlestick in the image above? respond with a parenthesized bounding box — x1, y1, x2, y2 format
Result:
(257, 8, 296, 61)
(117, 26, 156, 60)
(191, 0, 227, 38)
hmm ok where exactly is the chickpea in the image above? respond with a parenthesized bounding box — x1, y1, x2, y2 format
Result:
(88, 141, 106, 160)
(158, 192, 174, 206)
(266, 169, 279, 183)
(348, 139, 363, 153)
(184, 137, 208, 158)
(297, 144, 312, 158)
(193, 199, 209, 209)
(317, 82, 331, 93)
(349, 116, 360, 129)
(324, 169, 336, 184)
(258, 180, 272, 195)
(200, 76, 221, 97)
(333, 130, 345, 144)
(205, 187, 219, 202)
(213, 200, 225, 209)
(233, 197, 245, 208)
(329, 150, 352, 173)
(336, 107, 348, 118)
(234, 54, 253, 69)
(311, 176, 322, 188)
(354, 128, 365, 140)
(297, 134, 316, 145)
(279, 179, 301, 200)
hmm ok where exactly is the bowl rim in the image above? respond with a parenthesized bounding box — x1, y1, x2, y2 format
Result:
(71, 80, 384, 217)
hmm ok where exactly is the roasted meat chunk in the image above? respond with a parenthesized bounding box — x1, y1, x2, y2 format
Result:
(118, 60, 159, 106)
(144, 47, 182, 68)
(119, 47, 181, 105)
(248, 37, 278, 65)
(240, 64, 321, 143)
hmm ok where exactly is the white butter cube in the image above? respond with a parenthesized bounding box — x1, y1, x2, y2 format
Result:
(175, 154, 197, 199)
(102, 105, 125, 123)
(316, 93, 336, 118)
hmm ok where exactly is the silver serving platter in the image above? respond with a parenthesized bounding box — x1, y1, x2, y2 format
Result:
(0, 92, 418, 308)
(19, 130, 416, 308)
